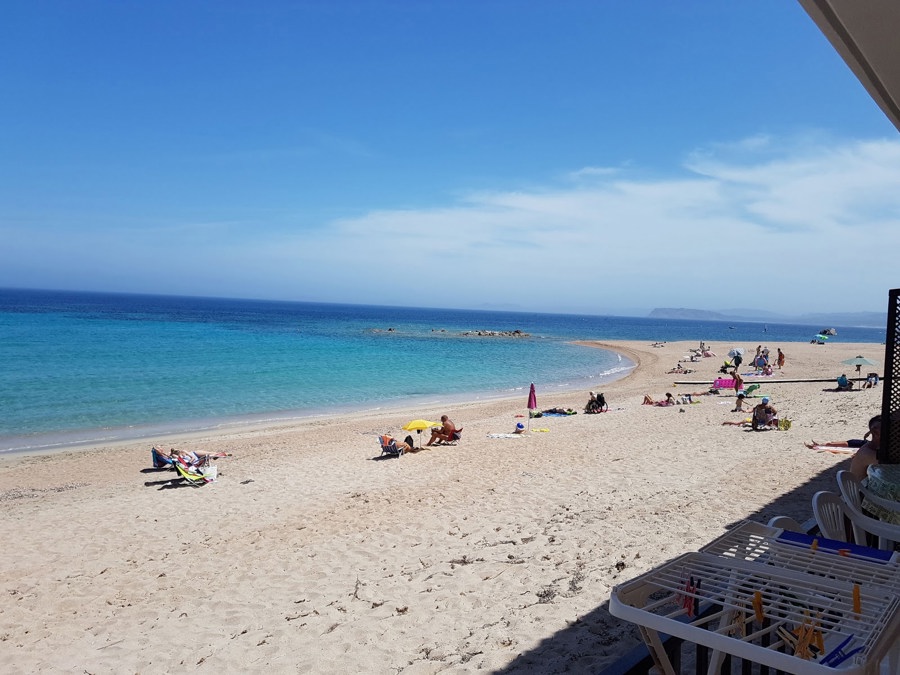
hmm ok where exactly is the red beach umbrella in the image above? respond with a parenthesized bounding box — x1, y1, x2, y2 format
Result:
(527, 383, 537, 431)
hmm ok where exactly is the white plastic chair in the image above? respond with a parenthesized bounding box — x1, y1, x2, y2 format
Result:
(838, 469, 900, 521)
(814, 490, 900, 551)
(836, 470, 864, 511)
(836, 470, 869, 544)
(766, 515, 804, 532)
(812, 491, 849, 541)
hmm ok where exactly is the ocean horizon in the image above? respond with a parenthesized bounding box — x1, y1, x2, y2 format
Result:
(1, 288, 886, 454)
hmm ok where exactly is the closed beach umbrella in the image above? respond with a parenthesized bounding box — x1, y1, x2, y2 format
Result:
(402, 419, 438, 447)
(841, 355, 877, 381)
(527, 383, 537, 431)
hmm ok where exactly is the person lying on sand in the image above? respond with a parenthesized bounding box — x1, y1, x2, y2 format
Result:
(804, 434, 869, 449)
(643, 393, 677, 407)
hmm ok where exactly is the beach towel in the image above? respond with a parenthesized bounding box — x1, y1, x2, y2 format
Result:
(808, 445, 854, 455)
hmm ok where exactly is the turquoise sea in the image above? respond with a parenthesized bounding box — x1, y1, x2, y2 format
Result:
(0, 288, 886, 454)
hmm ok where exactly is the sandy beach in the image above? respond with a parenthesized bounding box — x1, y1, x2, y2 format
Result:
(0, 339, 886, 673)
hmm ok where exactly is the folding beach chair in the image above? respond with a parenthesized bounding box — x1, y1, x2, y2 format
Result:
(431, 428, 464, 446)
(443, 428, 463, 445)
(378, 435, 403, 458)
(151, 447, 175, 470)
(172, 458, 216, 487)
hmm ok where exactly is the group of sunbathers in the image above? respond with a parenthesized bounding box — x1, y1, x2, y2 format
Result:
(379, 415, 461, 454)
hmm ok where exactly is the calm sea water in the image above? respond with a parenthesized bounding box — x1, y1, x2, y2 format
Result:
(0, 289, 886, 453)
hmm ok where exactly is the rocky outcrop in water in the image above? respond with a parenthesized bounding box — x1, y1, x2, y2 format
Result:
(459, 329, 529, 337)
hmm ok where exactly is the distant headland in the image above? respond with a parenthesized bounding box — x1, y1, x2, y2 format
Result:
(648, 307, 886, 328)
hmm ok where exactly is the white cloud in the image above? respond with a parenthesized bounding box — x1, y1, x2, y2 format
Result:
(4, 135, 900, 315)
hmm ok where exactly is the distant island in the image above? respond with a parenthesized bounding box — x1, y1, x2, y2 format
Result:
(648, 308, 887, 328)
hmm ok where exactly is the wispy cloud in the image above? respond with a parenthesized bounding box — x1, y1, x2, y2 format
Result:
(4, 134, 899, 314)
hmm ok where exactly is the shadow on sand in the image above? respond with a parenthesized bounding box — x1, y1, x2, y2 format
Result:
(492, 459, 845, 674)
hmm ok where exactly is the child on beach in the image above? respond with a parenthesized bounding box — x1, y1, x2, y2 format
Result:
(732, 393, 750, 413)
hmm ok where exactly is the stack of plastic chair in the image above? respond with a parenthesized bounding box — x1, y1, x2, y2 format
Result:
(813, 490, 900, 551)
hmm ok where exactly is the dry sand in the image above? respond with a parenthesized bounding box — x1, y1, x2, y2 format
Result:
(0, 340, 886, 673)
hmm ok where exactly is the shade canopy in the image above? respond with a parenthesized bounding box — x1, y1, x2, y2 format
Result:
(841, 356, 878, 367)
(402, 419, 438, 431)
(799, 0, 900, 133)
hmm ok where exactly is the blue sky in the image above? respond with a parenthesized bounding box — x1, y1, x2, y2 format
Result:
(2, 1, 898, 316)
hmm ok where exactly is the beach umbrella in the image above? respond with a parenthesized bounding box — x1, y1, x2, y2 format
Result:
(527, 383, 537, 431)
(728, 347, 744, 361)
(841, 355, 878, 381)
(402, 419, 438, 447)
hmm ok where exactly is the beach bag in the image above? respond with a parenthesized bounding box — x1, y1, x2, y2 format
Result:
(404, 435, 415, 447)
(778, 418, 792, 431)
(200, 465, 218, 481)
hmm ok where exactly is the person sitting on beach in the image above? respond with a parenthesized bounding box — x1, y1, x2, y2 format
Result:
(751, 397, 778, 430)
(513, 422, 526, 434)
(863, 373, 879, 389)
(849, 415, 881, 481)
(427, 415, 458, 446)
(836, 374, 854, 391)
(732, 393, 751, 413)
(585, 391, 608, 413)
